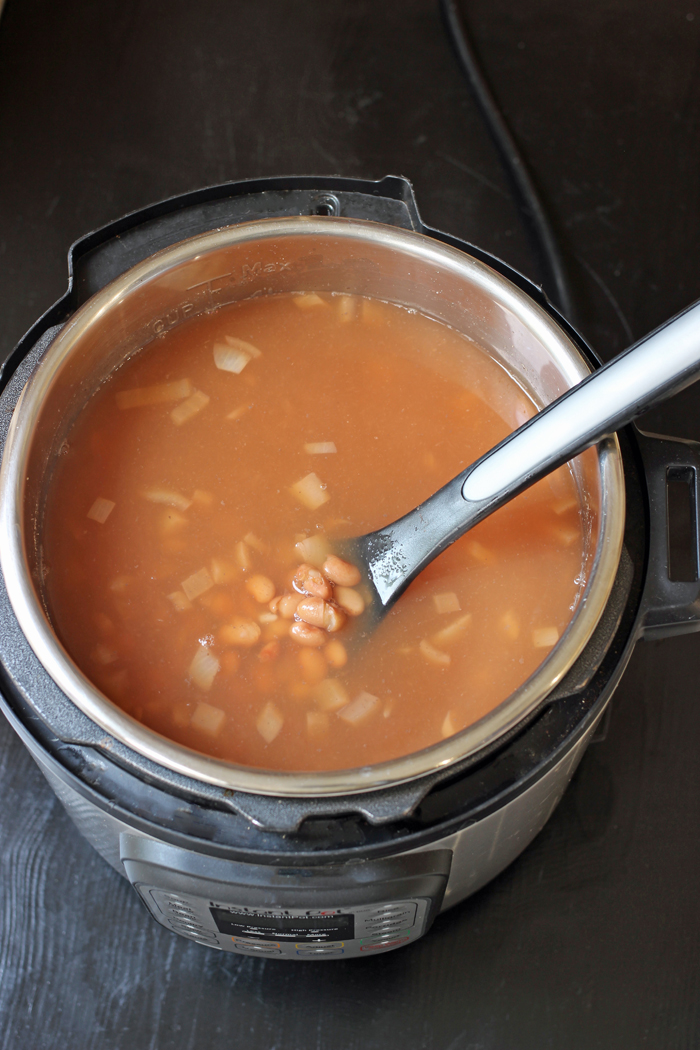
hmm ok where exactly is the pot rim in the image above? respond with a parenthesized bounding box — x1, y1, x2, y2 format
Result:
(0, 216, 625, 797)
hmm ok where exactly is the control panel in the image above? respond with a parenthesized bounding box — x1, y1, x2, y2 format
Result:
(120, 834, 452, 961)
(143, 887, 431, 959)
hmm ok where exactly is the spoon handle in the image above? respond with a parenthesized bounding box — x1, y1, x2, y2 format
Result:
(462, 297, 700, 505)
(362, 297, 700, 607)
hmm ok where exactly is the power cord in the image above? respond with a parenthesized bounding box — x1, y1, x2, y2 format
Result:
(440, 0, 575, 324)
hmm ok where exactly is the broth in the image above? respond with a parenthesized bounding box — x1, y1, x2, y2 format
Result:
(42, 292, 586, 771)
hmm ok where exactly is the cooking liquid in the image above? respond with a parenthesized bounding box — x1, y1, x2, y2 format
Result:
(42, 293, 586, 771)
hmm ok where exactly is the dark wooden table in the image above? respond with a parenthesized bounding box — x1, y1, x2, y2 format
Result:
(1, 2, 700, 1047)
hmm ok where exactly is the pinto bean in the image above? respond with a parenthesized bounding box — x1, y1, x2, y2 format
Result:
(275, 593, 301, 618)
(322, 555, 361, 587)
(218, 618, 261, 647)
(295, 597, 346, 633)
(246, 574, 276, 603)
(334, 586, 365, 617)
(293, 563, 333, 600)
(289, 621, 327, 647)
(258, 639, 280, 662)
(298, 647, 328, 684)
(324, 639, 348, 668)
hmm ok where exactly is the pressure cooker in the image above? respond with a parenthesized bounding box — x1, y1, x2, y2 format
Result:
(1, 175, 698, 961)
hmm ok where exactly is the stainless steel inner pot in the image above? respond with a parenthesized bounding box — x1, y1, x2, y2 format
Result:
(0, 216, 625, 796)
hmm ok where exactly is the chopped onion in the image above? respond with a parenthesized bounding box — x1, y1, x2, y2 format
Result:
(92, 644, 118, 666)
(338, 691, 379, 726)
(159, 509, 188, 534)
(499, 610, 520, 640)
(109, 576, 133, 594)
(168, 590, 192, 612)
(209, 558, 237, 585)
(441, 710, 457, 738)
(143, 487, 192, 511)
(226, 404, 252, 421)
(362, 298, 387, 324)
(552, 496, 578, 516)
(243, 532, 267, 553)
(191, 701, 225, 734)
(181, 567, 214, 601)
(467, 540, 496, 565)
(224, 334, 262, 358)
(234, 540, 252, 570)
(432, 591, 461, 615)
(289, 472, 330, 511)
(115, 378, 192, 409)
(256, 701, 284, 743)
(95, 613, 115, 635)
(337, 295, 358, 322)
(431, 613, 473, 648)
(552, 526, 579, 547)
(294, 534, 331, 568)
(170, 389, 210, 426)
(189, 646, 221, 693)
(304, 442, 337, 455)
(313, 678, 349, 712)
(87, 497, 115, 524)
(293, 292, 327, 309)
(214, 343, 251, 374)
(192, 489, 214, 509)
(306, 711, 330, 737)
(532, 626, 559, 649)
(419, 639, 451, 667)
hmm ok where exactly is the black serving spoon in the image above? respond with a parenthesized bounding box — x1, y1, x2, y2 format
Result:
(338, 299, 700, 623)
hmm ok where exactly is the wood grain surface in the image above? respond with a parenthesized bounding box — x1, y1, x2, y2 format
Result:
(1, 1, 700, 1047)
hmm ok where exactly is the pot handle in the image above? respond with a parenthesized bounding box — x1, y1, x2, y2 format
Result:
(636, 428, 700, 639)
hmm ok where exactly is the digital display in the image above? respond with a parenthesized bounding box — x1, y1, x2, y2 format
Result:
(209, 908, 354, 942)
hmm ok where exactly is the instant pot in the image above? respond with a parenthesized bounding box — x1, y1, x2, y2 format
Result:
(1, 175, 699, 961)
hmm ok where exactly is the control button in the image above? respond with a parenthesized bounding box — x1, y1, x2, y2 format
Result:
(366, 917, 410, 925)
(232, 944, 281, 953)
(296, 948, 344, 956)
(174, 928, 216, 942)
(368, 905, 416, 922)
(232, 944, 282, 955)
(365, 932, 413, 940)
(360, 937, 410, 952)
(295, 941, 344, 950)
(360, 931, 409, 944)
